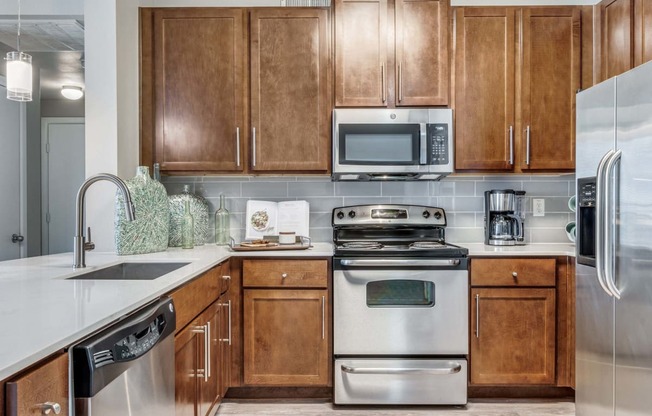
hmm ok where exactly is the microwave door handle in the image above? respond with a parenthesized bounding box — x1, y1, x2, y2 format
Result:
(420, 123, 427, 164)
(596, 150, 615, 297)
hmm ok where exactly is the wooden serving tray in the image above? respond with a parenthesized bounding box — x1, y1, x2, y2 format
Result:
(229, 236, 312, 251)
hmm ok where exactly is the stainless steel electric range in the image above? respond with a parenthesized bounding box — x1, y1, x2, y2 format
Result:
(332, 204, 469, 405)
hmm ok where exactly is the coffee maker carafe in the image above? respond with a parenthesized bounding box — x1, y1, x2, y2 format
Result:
(484, 190, 526, 245)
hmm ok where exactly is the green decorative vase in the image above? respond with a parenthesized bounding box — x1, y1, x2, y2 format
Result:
(114, 166, 169, 255)
(168, 185, 210, 247)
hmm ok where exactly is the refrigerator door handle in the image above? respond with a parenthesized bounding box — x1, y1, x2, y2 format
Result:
(603, 150, 622, 299)
(596, 150, 615, 297)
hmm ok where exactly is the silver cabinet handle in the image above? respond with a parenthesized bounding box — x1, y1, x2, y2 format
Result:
(219, 301, 232, 346)
(341, 363, 462, 375)
(525, 125, 531, 166)
(604, 150, 622, 299)
(508, 126, 514, 165)
(475, 294, 480, 338)
(398, 62, 403, 103)
(236, 127, 240, 167)
(381, 64, 386, 103)
(340, 259, 460, 267)
(191, 325, 208, 381)
(222, 275, 231, 280)
(281, 273, 288, 278)
(206, 322, 211, 379)
(321, 295, 325, 340)
(512, 272, 518, 278)
(252, 127, 256, 167)
(596, 150, 615, 297)
(39, 402, 61, 415)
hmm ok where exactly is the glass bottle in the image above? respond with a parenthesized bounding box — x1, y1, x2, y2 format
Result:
(215, 194, 230, 245)
(181, 199, 194, 249)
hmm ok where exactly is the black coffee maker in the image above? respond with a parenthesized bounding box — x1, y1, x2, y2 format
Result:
(484, 189, 526, 246)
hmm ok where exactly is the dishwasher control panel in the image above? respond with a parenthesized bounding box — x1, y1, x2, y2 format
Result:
(114, 316, 166, 361)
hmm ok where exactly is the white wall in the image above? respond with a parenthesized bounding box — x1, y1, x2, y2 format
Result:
(0, 0, 83, 16)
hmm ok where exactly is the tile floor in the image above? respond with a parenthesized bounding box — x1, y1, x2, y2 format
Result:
(216, 400, 575, 415)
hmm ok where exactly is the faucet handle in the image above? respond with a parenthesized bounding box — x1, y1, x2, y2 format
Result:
(84, 227, 95, 251)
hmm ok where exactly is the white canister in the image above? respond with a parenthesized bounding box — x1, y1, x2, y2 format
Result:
(278, 232, 296, 245)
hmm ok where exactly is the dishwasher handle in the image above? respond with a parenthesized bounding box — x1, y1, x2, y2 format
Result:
(72, 297, 177, 398)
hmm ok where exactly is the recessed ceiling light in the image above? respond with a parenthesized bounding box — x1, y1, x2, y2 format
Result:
(61, 85, 84, 100)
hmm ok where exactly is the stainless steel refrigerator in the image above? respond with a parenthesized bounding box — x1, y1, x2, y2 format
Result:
(576, 60, 652, 416)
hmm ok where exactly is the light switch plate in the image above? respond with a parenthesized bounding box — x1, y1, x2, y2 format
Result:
(533, 199, 545, 217)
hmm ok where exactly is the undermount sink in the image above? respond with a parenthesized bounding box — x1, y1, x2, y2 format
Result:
(67, 262, 190, 281)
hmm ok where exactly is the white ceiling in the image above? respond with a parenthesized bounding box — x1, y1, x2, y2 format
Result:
(0, 19, 84, 100)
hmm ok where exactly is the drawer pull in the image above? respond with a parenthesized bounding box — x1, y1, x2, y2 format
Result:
(512, 272, 518, 278)
(341, 363, 462, 375)
(281, 273, 288, 278)
(222, 275, 231, 280)
(39, 402, 61, 415)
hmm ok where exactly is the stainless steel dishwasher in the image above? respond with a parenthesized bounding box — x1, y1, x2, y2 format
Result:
(72, 297, 176, 415)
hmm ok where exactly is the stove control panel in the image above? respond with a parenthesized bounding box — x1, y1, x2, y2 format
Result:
(332, 204, 447, 226)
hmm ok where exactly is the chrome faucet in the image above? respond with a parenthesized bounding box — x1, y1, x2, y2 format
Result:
(73, 173, 136, 268)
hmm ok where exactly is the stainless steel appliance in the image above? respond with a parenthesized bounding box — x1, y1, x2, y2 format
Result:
(483, 189, 526, 246)
(332, 204, 468, 405)
(332, 108, 453, 181)
(576, 61, 652, 416)
(73, 297, 176, 415)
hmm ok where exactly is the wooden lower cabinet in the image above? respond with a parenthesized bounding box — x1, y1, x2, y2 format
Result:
(5, 353, 69, 416)
(470, 288, 556, 385)
(173, 261, 234, 416)
(243, 289, 330, 386)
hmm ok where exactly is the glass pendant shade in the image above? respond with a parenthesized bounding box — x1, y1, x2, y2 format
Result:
(6, 51, 32, 102)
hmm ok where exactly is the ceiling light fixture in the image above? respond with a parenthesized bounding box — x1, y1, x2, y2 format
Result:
(61, 85, 84, 100)
(5, 0, 32, 102)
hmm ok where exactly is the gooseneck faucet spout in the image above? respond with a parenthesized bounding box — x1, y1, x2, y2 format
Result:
(73, 173, 136, 268)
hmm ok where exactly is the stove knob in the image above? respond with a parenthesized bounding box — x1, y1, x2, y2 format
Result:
(336, 211, 345, 219)
(422, 210, 431, 219)
(434, 211, 442, 220)
(348, 210, 356, 218)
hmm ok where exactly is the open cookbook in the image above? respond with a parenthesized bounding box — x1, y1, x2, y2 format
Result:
(245, 200, 310, 240)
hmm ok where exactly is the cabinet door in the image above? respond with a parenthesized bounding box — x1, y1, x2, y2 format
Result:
(395, 0, 449, 106)
(152, 8, 246, 172)
(175, 324, 200, 416)
(634, 0, 652, 66)
(198, 304, 220, 416)
(470, 288, 556, 385)
(601, 0, 634, 80)
(244, 289, 329, 386)
(454, 8, 516, 171)
(335, 0, 388, 106)
(520, 8, 580, 171)
(5, 353, 69, 416)
(250, 8, 331, 172)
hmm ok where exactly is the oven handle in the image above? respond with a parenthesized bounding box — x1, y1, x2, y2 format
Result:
(339, 259, 461, 267)
(341, 363, 462, 375)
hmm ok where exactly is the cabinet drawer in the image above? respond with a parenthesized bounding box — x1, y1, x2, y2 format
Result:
(6, 353, 69, 416)
(170, 263, 224, 331)
(243, 259, 328, 288)
(471, 258, 556, 287)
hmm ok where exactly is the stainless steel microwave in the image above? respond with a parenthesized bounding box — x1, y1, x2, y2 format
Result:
(332, 108, 454, 181)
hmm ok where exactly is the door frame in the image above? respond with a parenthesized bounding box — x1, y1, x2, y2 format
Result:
(41, 117, 85, 255)
(0, 75, 27, 259)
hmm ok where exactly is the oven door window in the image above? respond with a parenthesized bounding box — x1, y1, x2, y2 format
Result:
(366, 280, 435, 307)
(339, 124, 421, 165)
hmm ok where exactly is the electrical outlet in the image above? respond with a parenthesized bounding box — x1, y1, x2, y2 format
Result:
(533, 199, 545, 217)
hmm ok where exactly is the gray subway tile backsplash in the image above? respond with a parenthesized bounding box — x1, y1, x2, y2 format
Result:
(162, 175, 575, 244)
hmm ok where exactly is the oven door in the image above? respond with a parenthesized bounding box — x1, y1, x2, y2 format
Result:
(333, 257, 468, 355)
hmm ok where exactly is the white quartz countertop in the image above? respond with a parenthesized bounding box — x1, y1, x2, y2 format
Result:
(461, 243, 576, 257)
(0, 243, 333, 381)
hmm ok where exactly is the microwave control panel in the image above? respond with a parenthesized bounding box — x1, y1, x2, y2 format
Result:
(427, 124, 449, 165)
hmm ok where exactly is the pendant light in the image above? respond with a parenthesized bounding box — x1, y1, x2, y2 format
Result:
(6, 0, 32, 102)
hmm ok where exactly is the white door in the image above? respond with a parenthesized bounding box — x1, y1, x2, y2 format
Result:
(41, 118, 85, 255)
(0, 80, 22, 261)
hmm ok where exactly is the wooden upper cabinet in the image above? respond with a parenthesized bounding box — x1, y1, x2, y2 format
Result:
(395, 0, 449, 106)
(335, 0, 388, 106)
(335, 0, 449, 107)
(520, 8, 580, 171)
(601, 0, 634, 80)
(150, 8, 247, 172)
(634, 0, 652, 66)
(250, 8, 330, 172)
(454, 8, 516, 171)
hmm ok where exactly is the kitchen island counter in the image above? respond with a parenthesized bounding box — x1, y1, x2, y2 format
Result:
(0, 243, 333, 381)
